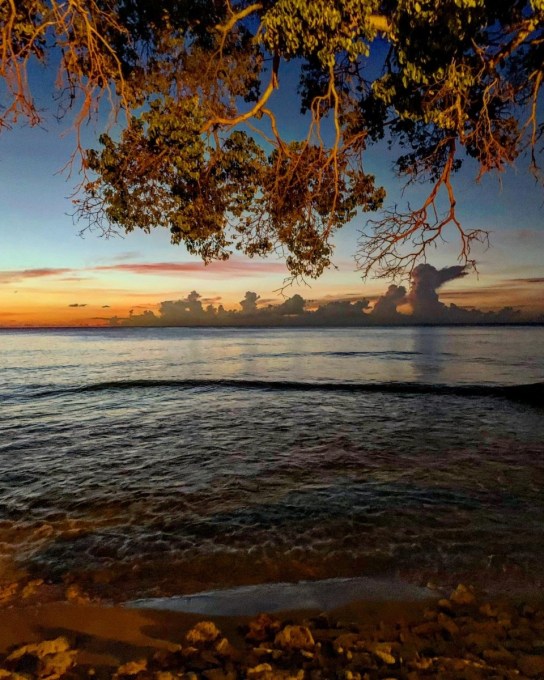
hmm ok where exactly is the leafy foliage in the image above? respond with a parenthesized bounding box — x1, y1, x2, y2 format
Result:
(1, 0, 543, 278)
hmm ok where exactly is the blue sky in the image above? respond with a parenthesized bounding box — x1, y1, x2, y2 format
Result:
(0, 55, 543, 325)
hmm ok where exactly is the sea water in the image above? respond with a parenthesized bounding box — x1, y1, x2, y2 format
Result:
(0, 326, 543, 600)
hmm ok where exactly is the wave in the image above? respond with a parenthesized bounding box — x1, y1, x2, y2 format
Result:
(31, 379, 544, 404)
(247, 350, 427, 359)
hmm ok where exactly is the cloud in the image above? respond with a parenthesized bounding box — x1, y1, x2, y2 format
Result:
(0, 268, 73, 283)
(312, 298, 370, 323)
(110, 251, 142, 262)
(57, 276, 94, 282)
(110, 260, 536, 327)
(407, 264, 468, 319)
(371, 284, 407, 321)
(240, 291, 260, 314)
(68, 303, 87, 308)
(508, 277, 544, 284)
(94, 259, 286, 277)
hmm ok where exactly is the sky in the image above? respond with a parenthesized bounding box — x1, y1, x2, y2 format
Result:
(0, 57, 543, 327)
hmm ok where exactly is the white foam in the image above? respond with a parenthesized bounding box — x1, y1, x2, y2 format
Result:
(127, 576, 433, 616)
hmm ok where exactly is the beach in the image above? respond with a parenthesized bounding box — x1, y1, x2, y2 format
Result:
(2, 577, 544, 679)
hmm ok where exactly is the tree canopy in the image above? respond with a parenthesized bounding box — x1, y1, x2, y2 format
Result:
(1, 0, 543, 279)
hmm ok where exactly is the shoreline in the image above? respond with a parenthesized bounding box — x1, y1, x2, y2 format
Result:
(2, 578, 544, 679)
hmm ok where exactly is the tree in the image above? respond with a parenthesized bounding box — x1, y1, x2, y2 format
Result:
(1, 0, 543, 280)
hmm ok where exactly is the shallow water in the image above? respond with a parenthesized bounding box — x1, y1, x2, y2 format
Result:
(1, 326, 543, 598)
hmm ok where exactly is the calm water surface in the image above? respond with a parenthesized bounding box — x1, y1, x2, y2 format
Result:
(0, 326, 543, 599)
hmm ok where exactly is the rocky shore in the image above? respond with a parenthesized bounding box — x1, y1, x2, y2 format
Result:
(1, 581, 544, 679)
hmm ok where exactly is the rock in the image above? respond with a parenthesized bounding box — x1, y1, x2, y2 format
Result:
(470, 620, 506, 638)
(203, 670, 237, 680)
(518, 654, 544, 677)
(21, 579, 44, 599)
(369, 643, 396, 665)
(437, 598, 453, 612)
(214, 637, 239, 660)
(247, 663, 273, 676)
(531, 639, 544, 652)
(508, 625, 533, 640)
(0, 671, 31, 680)
(115, 659, 148, 677)
(498, 613, 512, 629)
(450, 584, 476, 606)
(479, 603, 498, 618)
(437, 613, 459, 638)
(185, 622, 221, 645)
(332, 633, 360, 652)
(0, 582, 18, 605)
(521, 604, 536, 618)
(411, 621, 441, 636)
(423, 608, 437, 621)
(249, 671, 304, 680)
(41, 650, 77, 678)
(246, 614, 282, 642)
(181, 646, 199, 659)
(7, 637, 71, 661)
(274, 626, 315, 651)
(5, 637, 76, 679)
(464, 632, 494, 652)
(65, 584, 90, 604)
(482, 647, 516, 667)
(373, 649, 395, 665)
(251, 647, 274, 658)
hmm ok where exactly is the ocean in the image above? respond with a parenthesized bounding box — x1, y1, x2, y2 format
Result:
(1, 326, 543, 600)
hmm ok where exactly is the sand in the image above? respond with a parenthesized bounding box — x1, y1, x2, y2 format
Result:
(1, 579, 544, 679)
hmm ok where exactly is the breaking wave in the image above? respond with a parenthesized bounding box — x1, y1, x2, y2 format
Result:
(31, 379, 544, 404)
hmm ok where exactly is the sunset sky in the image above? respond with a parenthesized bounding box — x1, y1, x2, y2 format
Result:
(1, 63, 543, 326)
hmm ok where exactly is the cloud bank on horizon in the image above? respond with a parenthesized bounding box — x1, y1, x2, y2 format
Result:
(110, 264, 529, 327)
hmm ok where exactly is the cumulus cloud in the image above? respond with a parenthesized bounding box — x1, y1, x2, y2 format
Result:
(109, 263, 534, 327)
(407, 264, 468, 319)
(371, 284, 407, 321)
(276, 294, 305, 316)
(240, 291, 260, 314)
(403, 264, 522, 323)
(312, 298, 370, 324)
